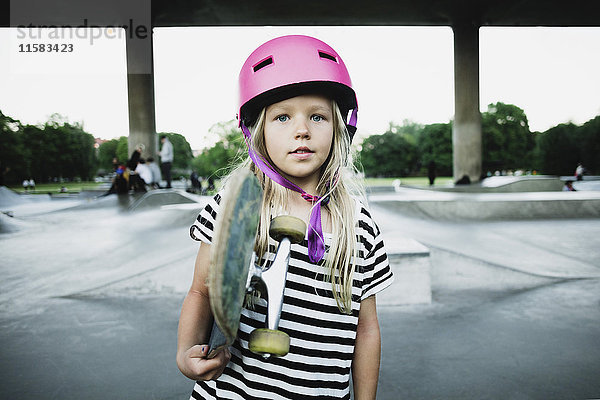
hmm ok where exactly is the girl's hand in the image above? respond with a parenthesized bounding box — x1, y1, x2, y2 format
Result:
(177, 344, 231, 381)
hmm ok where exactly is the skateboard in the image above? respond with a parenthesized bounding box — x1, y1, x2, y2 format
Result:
(207, 168, 306, 359)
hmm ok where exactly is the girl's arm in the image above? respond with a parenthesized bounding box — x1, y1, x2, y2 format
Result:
(176, 242, 231, 381)
(351, 295, 381, 400)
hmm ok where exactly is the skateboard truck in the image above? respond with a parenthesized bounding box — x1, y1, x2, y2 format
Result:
(206, 206, 306, 359)
(247, 215, 306, 358)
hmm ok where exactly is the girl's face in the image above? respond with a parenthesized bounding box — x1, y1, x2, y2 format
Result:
(264, 94, 334, 191)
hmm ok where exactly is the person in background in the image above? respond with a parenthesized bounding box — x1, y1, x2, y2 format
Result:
(159, 135, 174, 189)
(127, 144, 145, 192)
(112, 157, 120, 172)
(147, 157, 162, 189)
(427, 160, 437, 186)
(207, 176, 215, 193)
(190, 171, 202, 194)
(135, 158, 153, 189)
(563, 180, 576, 191)
(575, 163, 585, 181)
(127, 144, 144, 171)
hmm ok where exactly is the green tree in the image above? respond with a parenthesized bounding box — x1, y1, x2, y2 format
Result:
(116, 136, 129, 165)
(159, 132, 193, 170)
(191, 120, 245, 178)
(532, 115, 600, 175)
(22, 124, 47, 182)
(30, 115, 97, 181)
(9, 114, 97, 183)
(97, 138, 120, 171)
(417, 123, 453, 176)
(0, 110, 28, 185)
(481, 102, 535, 172)
(535, 123, 579, 175)
(359, 129, 418, 177)
(576, 115, 600, 174)
(388, 119, 423, 140)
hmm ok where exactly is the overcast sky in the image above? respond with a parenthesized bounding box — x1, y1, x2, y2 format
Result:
(1, 26, 599, 150)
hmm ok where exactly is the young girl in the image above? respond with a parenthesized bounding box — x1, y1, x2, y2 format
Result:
(177, 35, 393, 400)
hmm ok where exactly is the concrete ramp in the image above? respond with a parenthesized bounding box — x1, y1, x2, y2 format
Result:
(479, 176, 564, 192)
(0, 199, 208, 313)
(370, 189, 600, 220)
(369, 203, 600, 280)
(430, 176, 564, 193)
(67, 190, 204, 213)
(128, 189, 202, 211)
(1, 187, 82, 218)
(0, 186, 51, 207)
(152, 202, 207, 228)
(0, 212, 33, 234)
(377, 238, 432, 306)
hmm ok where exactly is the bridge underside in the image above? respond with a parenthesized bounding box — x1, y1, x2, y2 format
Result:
(151, 0, 600, 27)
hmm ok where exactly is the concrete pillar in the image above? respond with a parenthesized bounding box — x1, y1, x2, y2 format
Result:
(452, 23, 482, 183)
(126, 32, 157, 160)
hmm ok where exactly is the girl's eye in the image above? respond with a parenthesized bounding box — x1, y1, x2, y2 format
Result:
(311, 115, 324, 122)
(276, 115, 289, 122)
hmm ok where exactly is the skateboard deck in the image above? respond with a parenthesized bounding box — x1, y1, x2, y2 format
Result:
(207, 168, 262, 357)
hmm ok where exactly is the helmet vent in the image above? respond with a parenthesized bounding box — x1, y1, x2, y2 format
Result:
(318, 51, 338, 63)
(253, 56, 273, 72)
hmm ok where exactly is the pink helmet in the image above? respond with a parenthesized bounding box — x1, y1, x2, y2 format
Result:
(238, 35, 358, 137)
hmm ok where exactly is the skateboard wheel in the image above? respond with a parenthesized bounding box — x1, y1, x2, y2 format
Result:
(269, 216, 306, 244)
(248, 328, 290, 357)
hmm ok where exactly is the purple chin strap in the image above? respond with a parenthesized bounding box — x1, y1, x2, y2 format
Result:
(240, 108, 357, 263)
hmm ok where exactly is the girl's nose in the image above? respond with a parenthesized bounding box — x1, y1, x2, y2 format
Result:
(295, 119, 310, 139)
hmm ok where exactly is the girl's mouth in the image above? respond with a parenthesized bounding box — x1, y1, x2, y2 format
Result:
(290, 146, 313, 154)
(290, 146, 314, 159)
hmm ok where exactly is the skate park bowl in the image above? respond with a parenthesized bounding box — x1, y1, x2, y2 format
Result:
(0, 186, 210, 308)
(127, 189, 200, 212)
(368, 176, 600, 221)
(434, 175, 564, 192)
(0, 186, 208, 233)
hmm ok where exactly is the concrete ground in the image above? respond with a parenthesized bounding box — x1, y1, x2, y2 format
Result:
(1, 187, 599, 400)
(370, 204, 600, 400)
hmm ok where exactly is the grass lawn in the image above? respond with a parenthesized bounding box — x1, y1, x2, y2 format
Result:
(7, 181, 104, 194)
(364, 176, 453, 187)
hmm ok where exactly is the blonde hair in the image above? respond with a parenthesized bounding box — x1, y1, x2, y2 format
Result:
(225, 100, 364, 314)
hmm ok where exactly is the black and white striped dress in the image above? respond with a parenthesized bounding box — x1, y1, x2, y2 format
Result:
(189, 194, 393, 399)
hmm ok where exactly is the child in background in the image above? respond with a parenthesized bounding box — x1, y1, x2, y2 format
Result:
(177, 35, 393, 400)
(147, 157, 162, 189)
